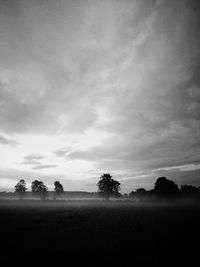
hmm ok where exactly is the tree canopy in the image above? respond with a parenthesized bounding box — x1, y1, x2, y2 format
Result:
(31, 180, 48, 200)
(154, 177, 179, 196)
(54, 181, 64, 197)
(14, 179, 27, 199)
(97, 173, 120, 200)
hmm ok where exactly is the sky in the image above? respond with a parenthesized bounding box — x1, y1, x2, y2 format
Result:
(0, 0, 200, 193)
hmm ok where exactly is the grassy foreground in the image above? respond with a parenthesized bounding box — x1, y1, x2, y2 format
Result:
(0, 199, 199, 266)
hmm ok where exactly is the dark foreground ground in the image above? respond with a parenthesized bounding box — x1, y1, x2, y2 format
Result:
(0, 199, 200, 266)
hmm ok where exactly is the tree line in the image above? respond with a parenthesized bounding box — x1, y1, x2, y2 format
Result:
(130, 176, 200, 200)
(13, 174, 200, 201)
(15, 179, 64, 200)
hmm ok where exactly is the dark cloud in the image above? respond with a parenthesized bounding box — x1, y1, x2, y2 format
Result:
(32, 164, 58, 170)
(22, 154, 58, 170)
(53, 148, 69, 157)
(22, 154, 44, 166)
(0, 134, 19, 146)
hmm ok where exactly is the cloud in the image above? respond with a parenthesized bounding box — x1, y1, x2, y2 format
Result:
(21, 153, 58, 170)
(32, 164, 58, 170)
(22, 154, 44, 165)
(53, 148, 70, 157)
(0, 134, 19, 146)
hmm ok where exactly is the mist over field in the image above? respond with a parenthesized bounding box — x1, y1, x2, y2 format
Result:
(0, 199, 199, 266)
(1, 174, 200, 265)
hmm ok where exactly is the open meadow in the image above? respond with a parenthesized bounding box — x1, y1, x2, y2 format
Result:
(0, 199, 200, 266)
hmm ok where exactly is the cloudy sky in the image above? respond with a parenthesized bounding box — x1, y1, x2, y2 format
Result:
(0, 0, 200, 193)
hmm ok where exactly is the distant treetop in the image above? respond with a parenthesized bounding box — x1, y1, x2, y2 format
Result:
(31, 180, 48, 200)
(154, 177, 179, 195)
(14, 179, 27, 199)
(97, 173, 120, 200)
(54, 181, 64, 194)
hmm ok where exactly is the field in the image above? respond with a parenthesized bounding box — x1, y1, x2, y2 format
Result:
(0, 199, 200, 266)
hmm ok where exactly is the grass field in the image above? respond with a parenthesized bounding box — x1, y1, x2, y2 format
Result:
(0, 199, 199, 266)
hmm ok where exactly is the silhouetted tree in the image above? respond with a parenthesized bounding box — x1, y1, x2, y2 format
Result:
(97, 173, 120, 200)
(181, 184, 199, 194)
(129, 188, 148, 201)
(129, 191, 136, 197)
(31, 180, 48, 200)
(14, 179, 27, 199)
(154, 177, 179, 196)
(54, 181, 64, 199)
(136, 188, 146, 194)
